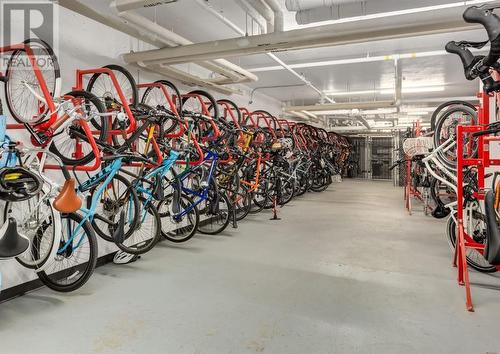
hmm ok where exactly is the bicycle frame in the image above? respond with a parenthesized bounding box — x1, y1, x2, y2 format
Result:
(174, 150, 219, 219)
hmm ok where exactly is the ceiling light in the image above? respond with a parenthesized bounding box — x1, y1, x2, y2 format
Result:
(363, 108, 398, 115)
(406, 111, 431, 116)
(249, 48, 486, 73)
(323, 89, 378, 96)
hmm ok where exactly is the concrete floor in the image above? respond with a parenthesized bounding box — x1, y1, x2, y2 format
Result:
(1, 179, 500, 354)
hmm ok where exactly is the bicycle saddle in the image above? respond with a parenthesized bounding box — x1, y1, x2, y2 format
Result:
(0, 218, 29, 259)
(53, 178, 82, 213)
(484, 190, 500, 265)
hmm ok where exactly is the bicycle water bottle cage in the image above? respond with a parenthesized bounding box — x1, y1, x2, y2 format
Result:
(0, 167, 43, 202)
(0, 218, 29, 259)
(53, 178, 82, 213)
(484, 190, 500, 264)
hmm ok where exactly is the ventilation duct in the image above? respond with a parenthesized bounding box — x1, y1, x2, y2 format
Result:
(296, 2, 366, 25)
(286, 0, 361, 12)
(112, 0, 178, 12)
(293, 0, 455, 25)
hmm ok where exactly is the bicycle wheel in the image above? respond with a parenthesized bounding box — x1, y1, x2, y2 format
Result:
(86, 64, 138, 108)
(4, 195, 56, 270)
(216, 99, 242, 125)
(90, 174, 140, 245)
(141, 79, 181, 135)
(49, 90, 108, 166)
(115, 197, 160, 255)
(433, 105, 477, 169)
(158, 192, 199, 242)
(446, 209, 496, 273)
(280, 177, 296, 205)
(5, 38, 61, 124)
(182, 90, 219, 119)
(227, 173, 251, 221)
(430, 100, 476, 132)
(197, 185, 231, 235)
(37, 212, 98, 292)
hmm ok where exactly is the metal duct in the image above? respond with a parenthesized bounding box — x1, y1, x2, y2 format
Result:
(112, 0, 179, 12)
(263, 0, 284, 31)
(286, 0, 361, 12)
(115, 8, 257, 83)
(296, 2, 365, 25)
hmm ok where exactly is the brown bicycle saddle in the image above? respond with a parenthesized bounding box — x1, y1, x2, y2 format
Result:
(53, 178, 82, 213)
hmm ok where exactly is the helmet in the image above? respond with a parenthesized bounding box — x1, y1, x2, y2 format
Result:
(0, 167, 43, 202)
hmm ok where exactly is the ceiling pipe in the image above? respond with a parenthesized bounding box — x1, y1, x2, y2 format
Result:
(58, 0, 256, 93)
(111, 0, 179, 12)
(145, 64, 241, 95)
(295, 2, 366, 25)
(245, 0, 275, 32)
(115, 9, 257, 83)
(195, 0, 334, 105)
(263, 0, 284, 31)
(122, 19, 476, 65)
(286, 0, 361, 11)
(234, 0, 267, 33)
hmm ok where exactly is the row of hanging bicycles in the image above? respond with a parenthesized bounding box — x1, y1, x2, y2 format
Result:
(397, 3, 500, 310)
(0, 37, 352, 295)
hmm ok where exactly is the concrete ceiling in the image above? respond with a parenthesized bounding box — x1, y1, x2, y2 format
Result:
(77, 0, 493, 130)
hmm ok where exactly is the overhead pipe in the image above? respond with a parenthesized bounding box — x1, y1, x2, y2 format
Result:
(122, 19, 476, 65)
(112, 0, 179, 12)
(58, 0, 256, 93)
(114, 9, 257, 83)
(286, 0, 361, 11)
(263, 0, 284, 31)
(295, 2, 366, 25)
(194, 0, 334, 105)
(234, 0, 267, 33)
(245, 0, 275, 32)
(144, 64, 241, 95)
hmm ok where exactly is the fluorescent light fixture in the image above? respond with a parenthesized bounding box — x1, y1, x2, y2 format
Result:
(325, 86, 445, 97)
(249, 50, 458, 73)
(363, 108, 398, 115)
(402, 106, 438, 113)
(406, 111, 431, 116)
(322, 89, 378, 96)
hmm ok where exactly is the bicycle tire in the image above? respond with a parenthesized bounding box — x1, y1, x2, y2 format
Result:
(5, 38, 61, 124)
(90, 173, 140, 245)
(37, 212, 98, 292)
(158, 192, 200, 243)
(49, 90, 108, 166)
(115, 197, 160, 255)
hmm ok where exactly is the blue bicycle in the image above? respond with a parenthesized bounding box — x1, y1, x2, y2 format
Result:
(158, 149, 231, 240)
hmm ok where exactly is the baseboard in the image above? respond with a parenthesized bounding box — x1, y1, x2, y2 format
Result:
(0, 252, 117, 303)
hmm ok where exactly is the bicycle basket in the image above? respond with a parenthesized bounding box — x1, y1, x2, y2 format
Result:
(403, 137, 433, 157)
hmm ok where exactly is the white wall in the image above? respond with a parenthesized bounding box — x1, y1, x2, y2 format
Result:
(0, 6, 281, 290)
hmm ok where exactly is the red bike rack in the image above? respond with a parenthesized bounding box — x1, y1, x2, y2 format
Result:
(455, 91, 500, 311)
(73, 68, 137, 135)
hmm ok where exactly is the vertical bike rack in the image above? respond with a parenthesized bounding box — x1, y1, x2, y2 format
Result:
(455, 91, 500, 311)
(405, 120, 425, 215)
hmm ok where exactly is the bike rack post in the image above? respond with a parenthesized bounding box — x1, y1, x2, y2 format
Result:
(455, 91, 500, 311)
